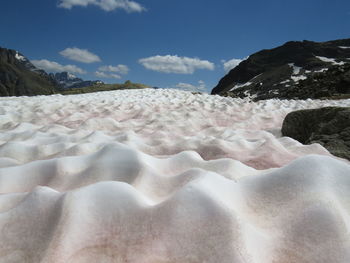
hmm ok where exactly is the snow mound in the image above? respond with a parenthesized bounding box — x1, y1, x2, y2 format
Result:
(0, 89, 350, 262)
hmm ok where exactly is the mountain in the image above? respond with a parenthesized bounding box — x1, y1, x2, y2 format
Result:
(212, 39, 350, 100)
(50, 72, 104, 90)
(0, 47, 57, 96)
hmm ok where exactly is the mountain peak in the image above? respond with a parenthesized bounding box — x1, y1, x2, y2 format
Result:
(212, 38, 350, 100)
(49, 71, 104, 90)
(0, 47, 57, 96)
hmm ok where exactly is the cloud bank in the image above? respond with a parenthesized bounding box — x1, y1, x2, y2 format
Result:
(175, 80, 206, 92)
(58, 0, 145, 12)
(98, 65, 129, 75)
(60, 47, 101, 63)
(31, 59, 86, 74)
(95, 71, 121, 79)
(139, 55, 215, 74)
(95, 64, 129, 79)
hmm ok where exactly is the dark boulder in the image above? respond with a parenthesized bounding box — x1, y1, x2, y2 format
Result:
(282, 107, 350, 160)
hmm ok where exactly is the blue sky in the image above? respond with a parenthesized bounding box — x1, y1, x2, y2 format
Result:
(1, 0, 350, 92)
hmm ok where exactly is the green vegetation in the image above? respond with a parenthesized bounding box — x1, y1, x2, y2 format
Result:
(58, 80, 150, 95)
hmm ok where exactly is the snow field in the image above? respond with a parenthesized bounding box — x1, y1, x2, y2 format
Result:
(0, 89, 350, 262)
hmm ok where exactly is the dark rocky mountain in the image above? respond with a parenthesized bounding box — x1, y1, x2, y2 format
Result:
(282, 107, 350, 161)
(50, 72, 104, 90)
(0, 47, 57, 96)
(212, 39, 350, 100)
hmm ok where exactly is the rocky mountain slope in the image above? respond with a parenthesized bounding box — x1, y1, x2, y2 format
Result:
(0, 47, 57, 96)
(50, 72, 103, 90)
(212, 39, 350, 100)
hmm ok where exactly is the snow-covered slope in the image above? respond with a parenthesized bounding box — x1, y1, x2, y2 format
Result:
(0, 89, 350, 262)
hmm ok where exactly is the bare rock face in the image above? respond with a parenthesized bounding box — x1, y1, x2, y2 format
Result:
(0, 47, 57, 96)
(282, 107, 350, 160)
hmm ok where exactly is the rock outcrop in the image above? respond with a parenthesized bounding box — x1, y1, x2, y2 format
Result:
(282, 107, 350, 160)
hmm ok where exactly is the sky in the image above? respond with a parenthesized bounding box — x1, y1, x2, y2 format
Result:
(1, 0, 350, 93)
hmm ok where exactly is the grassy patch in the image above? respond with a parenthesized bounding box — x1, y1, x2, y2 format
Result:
(58, 81, 150, 95)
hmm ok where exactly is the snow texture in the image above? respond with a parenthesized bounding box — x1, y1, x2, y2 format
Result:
(0, 89, 350, 263)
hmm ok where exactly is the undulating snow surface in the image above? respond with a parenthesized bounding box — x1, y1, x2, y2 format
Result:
(0, 89, 350, 263)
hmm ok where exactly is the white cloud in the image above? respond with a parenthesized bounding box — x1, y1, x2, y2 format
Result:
(31, 59, 86, 74)
(98, 65, 129, 74)
(174, 80, 207, 92)
(58, 0, 145, 12)
(60, 47, 101, 63)
(95, 71, 121, 79)
(222, 58, 244, 72)
(139, 55, 215, 74)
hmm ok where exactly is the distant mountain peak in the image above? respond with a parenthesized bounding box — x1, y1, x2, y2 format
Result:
(49, 71, 104, 90)
(67, 72, 77, 79)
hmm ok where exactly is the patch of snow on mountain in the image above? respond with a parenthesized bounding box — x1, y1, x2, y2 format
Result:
(67, 73, 77, 79)
(15, 51, 26, 62)
(339, 46, 350, 49)
(316, 56, 345, 65)
(291, 75, 307, 82)
(314, 68, 329, 73)
(230, 82, 252, 91)
(288, 63, 302, 75)
(250, 73, 262, 80)
(280, 79, 290, 84)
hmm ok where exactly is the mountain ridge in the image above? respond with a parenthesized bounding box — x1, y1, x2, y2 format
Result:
(0, 47, 57, 96)
(0, 47, 149, 96)
(212, 38, 350, 100)
(50, 72, 104, 90)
